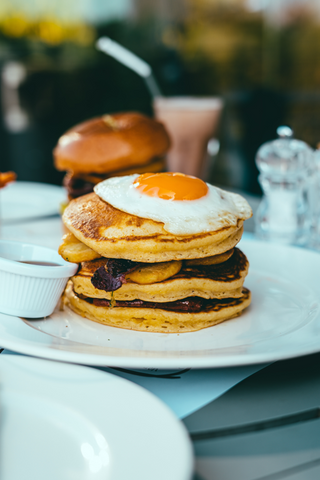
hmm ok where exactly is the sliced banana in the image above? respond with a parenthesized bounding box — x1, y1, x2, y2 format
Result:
(186, 249, 234, 266)
(126, 260, 182, 284)
(58, 232, 101, 263)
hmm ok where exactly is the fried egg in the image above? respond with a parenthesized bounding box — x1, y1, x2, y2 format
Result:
(94, 172, 252, 235)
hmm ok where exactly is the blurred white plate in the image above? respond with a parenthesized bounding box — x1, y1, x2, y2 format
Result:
(0, 355, 193, 480)
(1, 181, 66, 223)
(1, 239, 320, 368)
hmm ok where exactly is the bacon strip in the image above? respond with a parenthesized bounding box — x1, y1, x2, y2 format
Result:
(78, 292, 247, 313)
(91, 258, 141, 292)
(63, 173, 94, 199)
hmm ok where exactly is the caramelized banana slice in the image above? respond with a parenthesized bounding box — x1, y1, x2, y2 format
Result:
(59, 233, 101, 263)
(186, 249, 234, 266)
(126, 260, 182, 284)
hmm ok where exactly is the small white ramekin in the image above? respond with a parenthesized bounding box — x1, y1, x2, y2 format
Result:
(0, 240, 78, 318)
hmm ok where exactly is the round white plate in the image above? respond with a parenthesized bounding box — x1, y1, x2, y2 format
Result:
(1, 181, 66, 223)
(0, 355, 193, 480)
(1, 239, 320, 368)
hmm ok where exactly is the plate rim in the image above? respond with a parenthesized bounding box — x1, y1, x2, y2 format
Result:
(2, 181, 66, 222)
(0, 354, 193, 480)
(1, 328, 320, 368)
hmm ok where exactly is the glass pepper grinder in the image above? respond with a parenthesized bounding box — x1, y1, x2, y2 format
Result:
(255, 126, 313, 246)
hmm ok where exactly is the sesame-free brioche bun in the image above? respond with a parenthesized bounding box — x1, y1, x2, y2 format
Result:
(53, 112, 171, 174)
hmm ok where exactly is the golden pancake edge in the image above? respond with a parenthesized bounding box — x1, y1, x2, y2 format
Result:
(64, 281, 251, 334)
(62, 192, 244, 262)
(71, 247, 249, 303)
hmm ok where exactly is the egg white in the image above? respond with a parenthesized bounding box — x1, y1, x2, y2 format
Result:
(94, 174, 252, 235)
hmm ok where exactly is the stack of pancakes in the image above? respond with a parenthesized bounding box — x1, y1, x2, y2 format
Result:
(59, 187, 252, 333)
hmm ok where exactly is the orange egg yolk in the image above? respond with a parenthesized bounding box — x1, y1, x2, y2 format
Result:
(133, 172, 209, 201)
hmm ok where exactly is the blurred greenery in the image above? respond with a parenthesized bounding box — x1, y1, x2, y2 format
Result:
(1, 1, 320, 193)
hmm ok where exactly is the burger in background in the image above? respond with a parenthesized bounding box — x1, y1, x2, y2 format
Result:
(53, 112, 171, 201)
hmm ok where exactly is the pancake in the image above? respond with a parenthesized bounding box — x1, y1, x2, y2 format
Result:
(58, 232, 235, 265)
(63, 282, 251, 333)
(62, 192, 244, 262)
(60, 173, 252, 333)
(71, 247, 249, 302)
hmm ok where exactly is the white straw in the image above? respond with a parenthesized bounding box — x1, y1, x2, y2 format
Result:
(96, 36, 162, 98)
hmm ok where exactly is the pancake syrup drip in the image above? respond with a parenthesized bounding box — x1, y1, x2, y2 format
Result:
(18, 261, 61, 266)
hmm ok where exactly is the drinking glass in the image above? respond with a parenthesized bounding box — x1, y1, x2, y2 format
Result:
(153, 96, 223, 178)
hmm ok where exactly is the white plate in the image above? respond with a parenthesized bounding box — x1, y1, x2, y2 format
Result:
(1, 181, 66, 223)
(1, 239, 320, 368)
(0, 355, 193, 480)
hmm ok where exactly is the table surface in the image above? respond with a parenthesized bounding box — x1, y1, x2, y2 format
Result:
(2, 184, 320, 480)
(185, 352, 320, 480)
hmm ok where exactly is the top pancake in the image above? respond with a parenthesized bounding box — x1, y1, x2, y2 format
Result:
(62, 192, 244, 262)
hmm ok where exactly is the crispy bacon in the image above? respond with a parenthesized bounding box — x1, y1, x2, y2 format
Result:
(63, 173, 94, 199)
(79, 293, 246, 313)
(91, 297, 206, 312)
(91, 258, 141, 292)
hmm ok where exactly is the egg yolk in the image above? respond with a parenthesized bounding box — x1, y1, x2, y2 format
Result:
(133, 172, 209, 201)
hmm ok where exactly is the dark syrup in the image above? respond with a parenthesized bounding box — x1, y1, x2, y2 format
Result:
(18, 261, 61, 267)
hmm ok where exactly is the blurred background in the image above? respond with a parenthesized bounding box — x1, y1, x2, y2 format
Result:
(1, 0, 320, 195)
